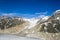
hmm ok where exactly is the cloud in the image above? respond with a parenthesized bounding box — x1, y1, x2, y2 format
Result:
(1, 11, 49, 19)
(24, 11, 49, 19)
(35, 11, 48, 15)
(1, 13, 17, 16)
(23, 11, 48, 18)
(1, 13, 35, 18)
(20, 13, 36, 18)
(34, 11, 49, 19)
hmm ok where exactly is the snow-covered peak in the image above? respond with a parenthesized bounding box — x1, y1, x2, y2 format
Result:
(42, 16, 49, 21)
(56, 10, 60, 12)
(37, 16, 49, 24)
(54, 10, 60, 15)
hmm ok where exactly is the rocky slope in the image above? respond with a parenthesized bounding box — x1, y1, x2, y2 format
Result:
(0, 16, 29, 34)
(24, 10, 60, 40)
(18, 10, 60, 40)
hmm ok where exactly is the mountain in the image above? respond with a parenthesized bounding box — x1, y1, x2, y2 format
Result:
(0, 10, 60, 40)
(36, 10, 60, 33)
(37, 16, 49, 24)
(20, 10, 60, 40)
(0, 16, 28, 34)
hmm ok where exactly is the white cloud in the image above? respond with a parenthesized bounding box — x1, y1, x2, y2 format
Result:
(1, 11, 49, 19)
(35, 11, 48, 15)
(1, 13, 17, 16)
(34, 11, 49, 19)
(38, 15, 45, 18)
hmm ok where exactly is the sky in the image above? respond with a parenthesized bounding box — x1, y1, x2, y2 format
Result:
(0, 0, 60, 18)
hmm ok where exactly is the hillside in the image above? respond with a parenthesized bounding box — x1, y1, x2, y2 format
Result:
(18, 10, 60, 40)
(0, 16, 29, 34)
(0, 10, 60, 40)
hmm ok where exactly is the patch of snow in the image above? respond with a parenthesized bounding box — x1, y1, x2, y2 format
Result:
(23, 16, 49, 29)
(39, 16, 49, 24)
(23, 18, 39, 29)
(42, 16, 49, 21)
(57, 17, 60, 20)
(43, 16, 49, 20)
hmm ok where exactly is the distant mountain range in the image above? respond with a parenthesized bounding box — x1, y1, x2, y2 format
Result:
(0, 10, 60, 34)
